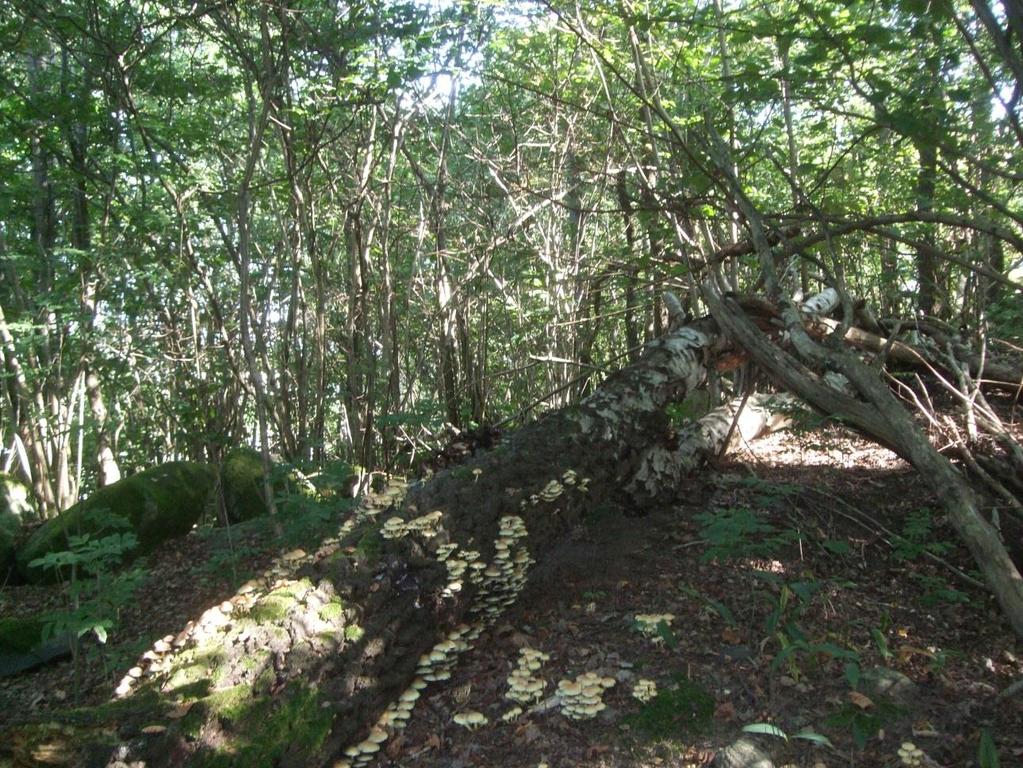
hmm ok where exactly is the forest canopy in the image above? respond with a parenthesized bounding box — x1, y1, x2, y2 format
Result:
(1, 0, 1020, 515)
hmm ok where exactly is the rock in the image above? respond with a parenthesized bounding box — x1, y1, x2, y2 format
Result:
(712, 738, 775, 768)
(861, 667, 919, 707)
(16, 461, 217, 583)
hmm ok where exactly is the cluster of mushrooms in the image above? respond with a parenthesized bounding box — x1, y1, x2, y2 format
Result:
(631, 678, 658, 703)
(520, 469, 590, 508)
(468, 515, 534, 623)
(380, 509, 444, 540)
(415, 624, 476, 683)
(452, 710, 488, 730)
(898, 742, 925, 767)
(634, 612, 675, 643)
(505, 647, 550, 705)
(557, 671, 617, 720)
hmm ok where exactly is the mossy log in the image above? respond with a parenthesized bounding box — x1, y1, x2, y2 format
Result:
(16, 462, 217, 583)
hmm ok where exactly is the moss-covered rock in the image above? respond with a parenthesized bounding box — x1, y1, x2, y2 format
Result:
(16, 462, 217, 583)
(220, 447, 271, 523)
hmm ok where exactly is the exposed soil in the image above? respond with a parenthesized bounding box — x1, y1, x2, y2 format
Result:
(3, 424, 1023, 767)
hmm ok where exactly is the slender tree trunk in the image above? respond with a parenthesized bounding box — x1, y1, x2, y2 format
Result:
(914, 138, 939, 316)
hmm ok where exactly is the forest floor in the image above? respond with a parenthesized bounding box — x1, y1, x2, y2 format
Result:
(2, 422, 1023, 767)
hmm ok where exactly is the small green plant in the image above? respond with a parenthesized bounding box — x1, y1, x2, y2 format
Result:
(696, 507, 797, 562)
(892, 509, 953, 561)
(910, 573, 971, 607)
(200, 543, 261, 584)
(826, 694, 905, 749)
(624, 676, 714, 740)
(753, 573, 859, 679)
(735, 476, 802, 509)
(677, 584, 737, 625)
(822, 538, 852, 555)
(28, 510, 142, 700)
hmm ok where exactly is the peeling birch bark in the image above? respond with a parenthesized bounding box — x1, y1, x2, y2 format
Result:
(628, 393, 796, 499)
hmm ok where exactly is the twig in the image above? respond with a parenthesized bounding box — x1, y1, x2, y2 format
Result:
(805, 486, 985, 590)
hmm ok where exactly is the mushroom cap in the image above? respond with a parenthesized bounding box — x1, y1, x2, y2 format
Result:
(558, 680, 582, 696)
(400, 688, 421, 702)
(356, 739, 381, 754)
(367, 727, 388, 743)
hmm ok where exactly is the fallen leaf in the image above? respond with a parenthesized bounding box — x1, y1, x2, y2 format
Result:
(167, 702, 194, 719)
(721, 627, 740, 644)
(912, 719, 939, 737)
(385, 734, 407, 759)
(514, 723, 542, 744)
(142, 725, 166, 735)
(848, 691, 874, 709)
(714, 701, 736, 721)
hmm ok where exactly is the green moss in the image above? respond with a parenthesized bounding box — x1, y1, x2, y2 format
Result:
(220, 447, 270, 523)
(197, 683, 333, 767)
(449, 466, 475, 480)
(241, 651, 269, 671)
(0, 616, 47, 654)
(247, 597, 291, 623)
(354, 528, 382, 564)
(165, 649, 223, 693)
(17, 462, 217, 582)
(344, 624, 364, 642)
(318, 600, 344, 622)
(206, 684, 254, 722)
(624, 677, 714, 741)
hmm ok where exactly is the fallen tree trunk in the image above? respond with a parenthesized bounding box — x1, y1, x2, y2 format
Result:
(23, 318, 737, 768)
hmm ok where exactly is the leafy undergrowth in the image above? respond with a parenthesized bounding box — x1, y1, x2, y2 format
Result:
(2, 425, 1023, 767)
(0, 500, 348, 721)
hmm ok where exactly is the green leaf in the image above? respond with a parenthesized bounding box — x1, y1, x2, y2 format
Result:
(844, 662, 861, 689)
(655, 620, 679, 649)
(793, 728, 833, 747)
(978, 729, 1000, 768)
(742, 722, 788, 740)
(871, 628, 892, 660)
